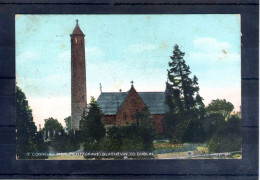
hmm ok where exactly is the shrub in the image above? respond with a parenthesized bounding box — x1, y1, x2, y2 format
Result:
(51, 132, 80, 152)
(208, 115, 241, 153)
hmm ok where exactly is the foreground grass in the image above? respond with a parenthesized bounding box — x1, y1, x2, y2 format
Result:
(48, 155, 85, 160)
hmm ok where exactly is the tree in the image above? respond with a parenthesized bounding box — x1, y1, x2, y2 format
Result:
(134, 107, 155, 151)
(80, 97, 106, 152)
(164, 44, 205, 142)
(166, 44, 203, 113)
(42, 117, 64, 140)
(100, 108, 155, 152)
(51, 132, 80, 152)
(64, 116, 72, 132)
(203, 113, 225, 141)
(208, 115, 241, 153)
(206, 99, 234, 119)
(16, 86, 48, 159)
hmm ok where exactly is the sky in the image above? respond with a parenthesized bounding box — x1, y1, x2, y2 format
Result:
(15, 15, 241, 128)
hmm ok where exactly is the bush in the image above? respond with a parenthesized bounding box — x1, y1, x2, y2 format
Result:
(100, 124, 155, 152)
(208, 115, 241, 153)
(51, 132, 80, 152)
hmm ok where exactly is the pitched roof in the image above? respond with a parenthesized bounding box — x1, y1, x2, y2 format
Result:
(138, 92, 169, 114)
(97, 91, 169, 115)
(71, 23, 84, 35)
(97, 92, 128, 115)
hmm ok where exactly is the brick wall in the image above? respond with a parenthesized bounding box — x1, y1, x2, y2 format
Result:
(116, 86, 147, 126)
(152, 114, 164, 134)
(102, 115, 116, 125)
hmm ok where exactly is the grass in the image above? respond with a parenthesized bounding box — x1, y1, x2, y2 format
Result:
(48, 155, 85, 160)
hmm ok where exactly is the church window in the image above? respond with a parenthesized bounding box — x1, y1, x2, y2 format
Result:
(124, 113, 127, 120)
(75, 38, 77, 44)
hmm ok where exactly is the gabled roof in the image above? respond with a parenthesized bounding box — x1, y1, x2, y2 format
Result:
(138, 92, 169, 114)
(97, 92, 128, 115)
(97, 91, 169, 115)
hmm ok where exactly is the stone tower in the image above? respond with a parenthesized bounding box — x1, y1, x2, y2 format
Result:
(71, 20, 86, 130)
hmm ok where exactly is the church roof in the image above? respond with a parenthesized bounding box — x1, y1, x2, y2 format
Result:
(71, 20, 84, 35)
(97, 91, 169, 115)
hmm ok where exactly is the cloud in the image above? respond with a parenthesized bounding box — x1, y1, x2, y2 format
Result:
(194, 38, 231, 53)
(125, 43, 157, 54)
(186, 38, 240, 64)
(187, 52, 240, 63)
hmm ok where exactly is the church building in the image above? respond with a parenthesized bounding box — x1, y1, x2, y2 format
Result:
(70, 21, 168, 134)
(97, 83, 168, 134)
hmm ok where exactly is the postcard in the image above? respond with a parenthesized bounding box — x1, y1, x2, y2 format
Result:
(15, 14, 241, 160)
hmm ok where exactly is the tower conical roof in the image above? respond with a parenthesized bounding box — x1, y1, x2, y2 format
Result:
(71, 20, 84, 35)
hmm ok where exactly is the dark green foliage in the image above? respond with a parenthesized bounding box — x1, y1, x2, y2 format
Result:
(100, 108, 155, 152)
(42, 117, 64, 140)
(203, 113, 225, 141)
(64, 116, 71, 131)
(100, 124, 154, 152)
(163, 44, 205, 143)
(51, 132, 80, 152)
(34, 131, 49, 159)
(135, 107, 155, 150)
(206, 99, 234, 119)
(16, 86, 48, 159)
(80, 97, 106, 154)
(166, 45, 202, 113)
(183, 118, 206, 143)
(84, 108, 155, 159)
(204, 100, 241, 153)
(208, 115, 241, 153)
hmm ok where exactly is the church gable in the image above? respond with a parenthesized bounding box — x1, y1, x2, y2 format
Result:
(96, 85, 168, 134)
(116, 86, 147, 126)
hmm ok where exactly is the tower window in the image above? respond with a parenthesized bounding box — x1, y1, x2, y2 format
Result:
(75, 38, 77, 44)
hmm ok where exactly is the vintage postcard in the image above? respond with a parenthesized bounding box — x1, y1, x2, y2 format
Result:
(15, 15, 241, 160)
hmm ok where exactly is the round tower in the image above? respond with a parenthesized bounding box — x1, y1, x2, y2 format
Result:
(70, 20, 86, 130)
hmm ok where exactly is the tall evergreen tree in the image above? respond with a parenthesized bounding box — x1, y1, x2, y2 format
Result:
(80, 97, 106, 151)
(164, 44, 205, 142)
(16, 86, 48, 159)
(166, 44, 203, 113)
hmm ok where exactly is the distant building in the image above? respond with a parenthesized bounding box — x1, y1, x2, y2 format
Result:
(97, 84, 168, 134)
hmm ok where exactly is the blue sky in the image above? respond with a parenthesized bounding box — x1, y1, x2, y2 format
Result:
(16, 15, 241, 128)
